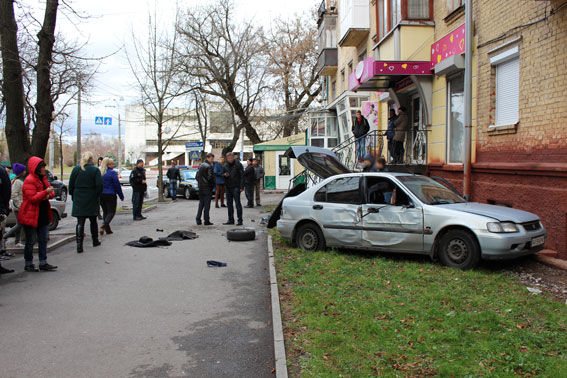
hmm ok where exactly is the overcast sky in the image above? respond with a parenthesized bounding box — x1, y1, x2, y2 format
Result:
(47, 0, 316, 138)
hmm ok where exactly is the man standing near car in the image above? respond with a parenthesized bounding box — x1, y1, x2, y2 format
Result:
(243, 158, 255, 208)
(222, 152, 244, 226)
(253, 158, 264, 206)
(129, 159, 147, 221)
(195, 153, 215, 226)
(166, 161, 181, 201)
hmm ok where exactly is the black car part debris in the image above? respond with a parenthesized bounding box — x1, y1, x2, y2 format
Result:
(226, 228, 255, 241)
(166, 230, 198, 241)
(126, 236, 172, 248)
(207, 260, 227, 267)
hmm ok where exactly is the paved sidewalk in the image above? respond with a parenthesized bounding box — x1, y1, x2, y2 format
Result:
(0, 193, 279, 378)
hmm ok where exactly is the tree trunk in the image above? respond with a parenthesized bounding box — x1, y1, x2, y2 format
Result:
(282, 117, 300, 137)
(0, 0, 31, 163)
(31, 0, 59, 158)
(222, 126, 243, 156)
(157, 121, 164, 202)
(59, 133, 64, 179)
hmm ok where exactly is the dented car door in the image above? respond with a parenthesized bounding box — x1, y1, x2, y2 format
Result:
(361, 177, 424, 252)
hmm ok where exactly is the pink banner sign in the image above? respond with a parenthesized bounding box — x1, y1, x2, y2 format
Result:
(430, 24, 466, 69)
(373, 61, 431, 76)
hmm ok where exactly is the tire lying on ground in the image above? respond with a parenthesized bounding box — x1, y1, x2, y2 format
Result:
(226, 228, 256, 241)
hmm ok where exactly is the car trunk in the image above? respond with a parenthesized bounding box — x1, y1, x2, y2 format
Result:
(267, 147, 351, 228)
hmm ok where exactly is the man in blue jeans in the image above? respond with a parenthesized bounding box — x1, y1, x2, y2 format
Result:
(222, 152, 244, 226)
(352, 110, 370, 162)
(166, 161, 181, 200)
(129, 159, 147, 220)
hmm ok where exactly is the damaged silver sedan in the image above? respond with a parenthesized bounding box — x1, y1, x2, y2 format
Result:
(275, 147, 546, 270)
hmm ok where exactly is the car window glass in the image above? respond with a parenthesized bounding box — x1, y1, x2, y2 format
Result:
(325, 177, 361, 204)
(314, 186, 327, 202)
(397, 176, 465, 205)
(366, 177, 410, 206)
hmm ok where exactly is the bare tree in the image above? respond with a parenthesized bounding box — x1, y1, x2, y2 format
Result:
(127, 11, 189, 202)
(193, 91, 209, 153)
(266, 13, 322, 137)
(177, 0, 270, 153)
(53, 113, 72, 178)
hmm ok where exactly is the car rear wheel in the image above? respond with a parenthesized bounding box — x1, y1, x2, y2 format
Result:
(60, 188, 67, 202)
(295, 223, 325, 252)
(48, 212, 60, 231)
(438, 229, 480, 270)
(163, 185, 170, 198)
(184, 187, 192, 200)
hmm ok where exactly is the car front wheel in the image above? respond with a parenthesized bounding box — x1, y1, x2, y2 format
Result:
(60, 188, 67, 202)
(438, 229, 480, 270)
(48, 212, 60, 231)
(163, 186, 170, 198)
(295, 223, 325, 252)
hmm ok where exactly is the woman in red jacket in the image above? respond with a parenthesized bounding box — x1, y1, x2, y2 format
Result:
(18, 157, 58, 272)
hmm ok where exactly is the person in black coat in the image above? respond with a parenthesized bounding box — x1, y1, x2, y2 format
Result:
(0, 165, 13, 274)
(222, 152, 244, 226)
(195, 153, 215, 225)
(362, 154, 378, 173)
(166, 161, 182, 200)
(243, 158, 256, 208)
(129, 159, 147, 221)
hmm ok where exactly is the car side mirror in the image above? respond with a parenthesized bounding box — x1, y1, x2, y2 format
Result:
(53, 176, 58, 180)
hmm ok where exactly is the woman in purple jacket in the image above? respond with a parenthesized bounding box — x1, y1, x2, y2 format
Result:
(99, 158, 124, 235)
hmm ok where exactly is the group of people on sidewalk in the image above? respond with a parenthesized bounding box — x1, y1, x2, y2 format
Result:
(191, 152, 264, 226)
(353, 107, 409, 164)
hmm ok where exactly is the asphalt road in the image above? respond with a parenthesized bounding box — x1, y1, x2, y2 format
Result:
(0, 192, 279, 377)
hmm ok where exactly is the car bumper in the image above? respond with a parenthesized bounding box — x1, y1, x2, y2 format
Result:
(61, 212, 67, 219)
(477, 230, 546, 260)
(276, 219, 294, 241)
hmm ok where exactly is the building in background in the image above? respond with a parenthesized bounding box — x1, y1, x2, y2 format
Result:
(315, 0, 567, 259)
(124, 102, 279, 166)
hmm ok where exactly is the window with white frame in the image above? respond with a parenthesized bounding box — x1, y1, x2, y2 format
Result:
(447, 73, 464, 164)
(491, 47, 520, 126)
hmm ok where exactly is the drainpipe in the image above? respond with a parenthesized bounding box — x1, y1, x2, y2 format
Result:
(463, 0, 473, 199)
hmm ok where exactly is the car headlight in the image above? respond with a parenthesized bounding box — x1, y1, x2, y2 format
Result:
(487, 222, 519, 233)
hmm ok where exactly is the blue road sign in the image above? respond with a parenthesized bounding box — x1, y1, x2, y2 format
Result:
(190, 151, 200, 160)
(95, 116, 104, 125)
(103, 117, 112, 125)
(185, 141, 204, 151)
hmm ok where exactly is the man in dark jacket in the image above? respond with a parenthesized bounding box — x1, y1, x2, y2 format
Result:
(195, 153, 215, 225)
(222, 152, 244, 225)
(0, 165, 13, 274)
(362, 154, 378, 173)
(166, 161, 181, 200)
(243, 158, 255, 208)
(129, 159, 147, 221)
(253, 158, 265, 206)
(386, 108, 397, 161)
(376, 157, 389, 172)
(352, 110, 370, 162)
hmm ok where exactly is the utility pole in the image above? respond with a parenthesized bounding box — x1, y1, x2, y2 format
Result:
(76, 78, 82, 163)
(118, 113, 122, 169)
(463, 0, 473, 198)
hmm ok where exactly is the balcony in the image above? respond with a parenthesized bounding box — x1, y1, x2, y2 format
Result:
(317, 48, 338, 76)
(338, 0, 370, 47)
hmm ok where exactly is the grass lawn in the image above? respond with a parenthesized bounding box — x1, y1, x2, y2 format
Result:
(271, 231, 567, 377)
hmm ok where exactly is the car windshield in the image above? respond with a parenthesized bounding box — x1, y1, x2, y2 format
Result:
(182, 170, 197, 180)
(397, 176, 466, 205)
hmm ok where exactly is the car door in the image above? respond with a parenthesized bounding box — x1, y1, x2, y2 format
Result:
(361, 176, 424, 253)
(312, 176, 363, 247)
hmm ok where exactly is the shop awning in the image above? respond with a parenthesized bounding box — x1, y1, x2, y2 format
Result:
(148, 152, 183, 166)
(349, 58, 432, 92)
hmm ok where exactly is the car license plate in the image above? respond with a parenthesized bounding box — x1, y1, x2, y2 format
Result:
(531, 235, 545, 247)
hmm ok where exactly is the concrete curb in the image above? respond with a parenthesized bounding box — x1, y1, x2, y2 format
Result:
(536, 254, 567, 271)
(116, 204, 158, 215)
(268, 235, 288, 378)
(7, 233, 75, 254)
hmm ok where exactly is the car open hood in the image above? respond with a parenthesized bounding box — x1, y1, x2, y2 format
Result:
(284, 146, 350, 179)
(438, 202, 540, 223)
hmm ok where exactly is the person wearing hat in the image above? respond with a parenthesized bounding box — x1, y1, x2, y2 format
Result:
(362, 154, 378, 173)
(0, 160, 12, 267)
(243, 158, 256, 208)
(2, 163, 27, 249)
(129, 159, 147, 221)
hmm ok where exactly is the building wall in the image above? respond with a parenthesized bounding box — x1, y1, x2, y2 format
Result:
(430, 0, 567, 258)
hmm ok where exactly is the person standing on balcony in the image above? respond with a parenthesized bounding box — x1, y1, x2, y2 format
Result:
(352, 110, 370, 163)
(393, 106, 409, 164)
(386, 108, 397, 161)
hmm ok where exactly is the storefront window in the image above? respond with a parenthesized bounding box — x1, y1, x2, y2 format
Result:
(448, 73, 464, 164)
(311, 138, 325, 147)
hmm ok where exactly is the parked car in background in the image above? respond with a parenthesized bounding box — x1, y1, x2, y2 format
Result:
(160, 168, 199, 199)
(6, 199, 67, 231)
(119, 169, 131, 185)
(46, 170, 68, 202)
(276, 146, 547, 270)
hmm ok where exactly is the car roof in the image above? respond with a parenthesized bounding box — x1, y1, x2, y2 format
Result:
(326, 172, 420, 178)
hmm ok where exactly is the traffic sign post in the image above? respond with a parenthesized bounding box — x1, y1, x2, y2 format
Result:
(190, 151, 200, 160)
(95, 116, 103, 125)
(104, 117, 112, 125)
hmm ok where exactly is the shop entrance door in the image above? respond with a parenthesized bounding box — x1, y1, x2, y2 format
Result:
(276, 151, 294, 189)
(410, 94, 426, 164)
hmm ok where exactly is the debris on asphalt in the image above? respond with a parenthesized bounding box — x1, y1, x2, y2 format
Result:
(126, 236, 172, 248)
(156, 228, 164, 232)
(207, 260, 227, 267)
(105, 261, 110, 264)
(226, 228, 255, 242)
(527, 287, 543, 294)
(166, 230, 198, 241)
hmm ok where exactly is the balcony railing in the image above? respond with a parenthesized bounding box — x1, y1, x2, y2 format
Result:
(316, 48, 338, 76)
